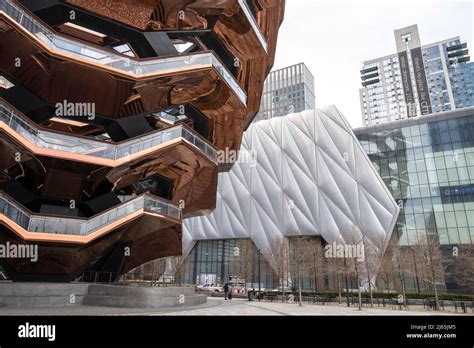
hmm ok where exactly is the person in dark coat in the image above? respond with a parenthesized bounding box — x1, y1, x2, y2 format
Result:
(248, 289, 255, 301)
(223, 283, 229, 300)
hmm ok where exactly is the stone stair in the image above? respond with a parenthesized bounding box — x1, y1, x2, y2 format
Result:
(83, 284, 207, 308)
(0, 282, 89, 307)
(0, 282, 207, 308)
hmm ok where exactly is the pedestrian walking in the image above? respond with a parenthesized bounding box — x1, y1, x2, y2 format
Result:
(247, 288, 253, 301)
(224, 283, 229, 300)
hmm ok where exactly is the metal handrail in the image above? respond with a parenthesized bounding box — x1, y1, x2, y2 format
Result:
(0, 0, 247, 105)
(238, 0, 268, 52)
(0, 192, 181, 236)
(0, 100, 218, 162)
(0, 76, 13, 89)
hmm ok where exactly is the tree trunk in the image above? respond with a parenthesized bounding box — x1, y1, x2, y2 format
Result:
(355, 260, 362, 311)
(281, 277, 285, 303)
(365, 260, 373, 308)
(343, 257, 350, 307)
(363, 247, 373, 308)
(313, 253, 318, 292)
(396, 257, 408, 310)
(411, 249, 421, 293)
(337, 273, 342, 304)
(358, 282, 362, 311)
(298, 275, 302, 306)
(429, 254, 440, 311)
(433, 280, 440, 311)
(369, 281, 373, 308)
(384, 279, 390, 307)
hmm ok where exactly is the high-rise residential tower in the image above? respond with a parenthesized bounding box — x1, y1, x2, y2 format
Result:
(254, 62, 315, 122)
(360, 24, 473, 126)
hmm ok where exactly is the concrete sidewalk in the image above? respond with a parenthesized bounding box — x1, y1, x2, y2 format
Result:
(0, 297, 470, 316)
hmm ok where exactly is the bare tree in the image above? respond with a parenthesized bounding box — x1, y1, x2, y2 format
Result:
(352, 253, 363, 311)
(407, 246, 422, 293)
(229, 239, 257, 293)
(345, 227, 366, 311)
(326, 256, 345, 304)
(363, 236, 381, 308)
(414, 232, 445, 310)
(375, 239, 396, 296)
(289, 237, 315, 306)
(392, 244, 409, 309)
(130, 259, 166, 284)
(442, 245, 474, 293)
(168, 256, 185, 284)
(307, 240, 325, 292)
(264, 237, 290, 303)
(325, 244, 356, 307)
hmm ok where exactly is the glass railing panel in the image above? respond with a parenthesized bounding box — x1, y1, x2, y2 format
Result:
(0, 196, 30, 230)
(51, 35, 109, 61)
(171, 207, 181, 220)
(206, 144, 217, 159)
(154, 110, 188, 124)
(162, 127, 182, 143)
(143, 196, 182, 220)
(10, 116, 38, 143)
(0, 108, 10, 124)
(0, 76, 14, 89)
(144, 200, 165, 216)
(194, 137, 206, 152)
(1, 100, 217, 162)
(237, 0, 268, 52)
(1, 1, 20, 23)
(0, 192, 181, 236)
(150, 133, 163, 147)
(28, 215, 84, 235)
(0, 106, 39, 144)
(182, 128, 195, 145)
(35, 131, 115, 159)
(210, 56, 247, 104)
(181, 127, 219, 161)
(115, 127, 170, 158)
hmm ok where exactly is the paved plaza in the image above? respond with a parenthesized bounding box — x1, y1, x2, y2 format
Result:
(0, 298, 470, 316)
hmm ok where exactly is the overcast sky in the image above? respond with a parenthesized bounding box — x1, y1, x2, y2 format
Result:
(272, 0, 473, 128)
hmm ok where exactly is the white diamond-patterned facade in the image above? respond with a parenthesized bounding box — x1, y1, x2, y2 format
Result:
(183, 106, 399, 258)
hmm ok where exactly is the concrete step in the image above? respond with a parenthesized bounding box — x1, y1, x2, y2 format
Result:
(0, 282, 89, 307)
(87, 284, 196, 297)
(0, 283, 207, 308)
(0, 295, 86, 307)
(83, 294, 207, 308)
(0, 282, 89, 296)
